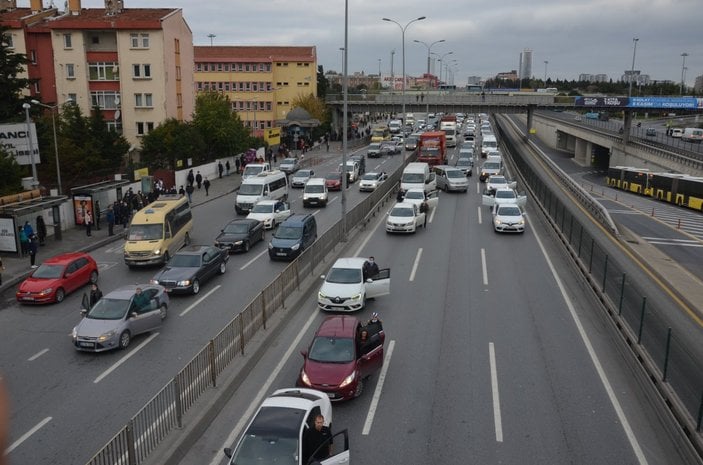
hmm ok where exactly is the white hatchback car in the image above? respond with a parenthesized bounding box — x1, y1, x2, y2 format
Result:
(318, 257, 391, 311)
(246, 200, 292, 229)
(358, 172, 388, 192)
(223, 388, 350, 465)
(492, 204, 526, 233)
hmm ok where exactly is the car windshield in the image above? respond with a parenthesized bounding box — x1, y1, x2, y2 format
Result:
(239, 184, 264, 196)
(325, 173, 340, 181)
(128, 224, 163, 241)
(498, 206, 522, 216)
(457, 159, 471, 167)
(361, 174, 378, 181)
(496, 190, 516, 199)
(224, 223, 250, 234)
(250, 203, 274, 214)
(447, 170, 464, 178)
(390, 206, 414, 217)
(483, 162, 500, 170)
(282, 158, 297, 165)
(274, 226, 302, 240)
(87, 297, 130, 320)
(369, 143, 381, 150)
(231, 406, 301, 465)
(404, 191, 424, 200)
(401, 173, 424, 183)
(243, 166, 263, 176)
(305, 184, 325, 193)
(326, 267, 362, 284)
(168, 254, 201, 267)
(344, 165, 355, 172)
(31, 264, 64, 279)
(489, 177, 507, 185)
(294, 170, 312, 178)
(309, 336, 355, 363)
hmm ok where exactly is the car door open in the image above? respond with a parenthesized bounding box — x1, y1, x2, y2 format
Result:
(365, 268, 390, 298)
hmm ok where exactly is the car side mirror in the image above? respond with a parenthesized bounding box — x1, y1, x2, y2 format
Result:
(224, 448, 233, 459)
(80, 309, 88, 316)
(131, 312, 138, 318)
(300, 349, 308, 357)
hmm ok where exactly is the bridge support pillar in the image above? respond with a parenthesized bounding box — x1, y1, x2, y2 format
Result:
(622, 111, 633, 144)
(574, 138, 592, 167)
(525, 106, 535, 140)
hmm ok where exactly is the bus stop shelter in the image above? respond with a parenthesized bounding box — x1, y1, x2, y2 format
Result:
(0, 195, 68, 255)
(70, 179, 131, 227)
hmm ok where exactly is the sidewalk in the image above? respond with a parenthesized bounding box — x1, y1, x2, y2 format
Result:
(0, 172, 242, 296)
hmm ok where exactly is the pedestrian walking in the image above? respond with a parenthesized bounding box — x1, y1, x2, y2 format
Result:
(195, 171, 203, 189)
(85, 210, 93, 236)
(106, 205, 115, 236)
(218, 161, 224, 178)
(120, 202, 130, 228)
(326, 137, 330, 152)
(178, 185, 186, 197)
(225, 160, 231, 176)
(18, 226, 29, 256)
(420, 199, 429, 227)
(235, 157, 241, 175)
(187, 169, 195, 187)
(23, 221, 34, 238)
(94, 200, 101, 230)
(28, 234, 39, 268)
(36, 215, 47, 246)
(185, 184, 194, 203)
(89, 283, 103, 308)
(203, 177, 211, 196)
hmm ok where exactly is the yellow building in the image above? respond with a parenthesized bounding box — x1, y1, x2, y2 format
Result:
(194, 45, 317, 137)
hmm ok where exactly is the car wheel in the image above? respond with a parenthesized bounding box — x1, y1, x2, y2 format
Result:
(244, 241, 250, 252)
(55, 288, 66, 303)
(159, 304, 167, 320)
(354, 378, 364, 398)
(192, 279, 200, 295)
(119, 330, 131, 349)
(89, 270, 99, 284)
(219, 261, 227, 274)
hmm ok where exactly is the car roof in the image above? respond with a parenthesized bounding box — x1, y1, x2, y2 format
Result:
(175, 245, 211, 255)
(281, 214, 312, 226)
(103, 284, 148, 300)
(254, 199, 279, 205)
(393, 201, 417, 209)
(227, 218, 260, 226)
(43, 252, 92, 265)
(262, 388, 327, 409)
(315, 315, 360, 338)
(331, 257, 367, 269)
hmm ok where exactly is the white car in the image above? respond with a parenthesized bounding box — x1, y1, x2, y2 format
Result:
(223, 388, 350, 465)
(246, 200, 292, 229)
(482, 188, 527, 208)
(358, 172, 388, 192)
(492, 204, 526, 233)
(485, 175, 516, 195)
(402, 188, 439, 210)
(291, 169, 315, 188)
(318, 257, 391, 311)
(386, 201, 425, 233)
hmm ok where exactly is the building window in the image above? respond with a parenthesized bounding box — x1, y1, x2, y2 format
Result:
(176, 65, 181, 80)
(68, 93, 77, 103)
(130, 33, 149, 49)
(136, 122, 154, 136)
(133, 64, 151, 79)
(33, 82, 40, 93)
(91, 35, 99, 45)
(63, 33, 72, 49)
(135, 93, 153, 108)
(197, 82, 203, 91)
(217, 63, 222, 71)
(66, 64, 75, 79)
(245, 64, 250, 72)
(223, 64, 229, 72)
(174, 38, 180, 54)
(276, 63, 282, 67)
(177, 93, 182, 107)
(89, 62, 119, 81)
(224, 82, 230, 91)
(196, 63, 202, 72)
(91, 91, 120, 109)
(106, 121, 122, 133)
(30, 50, 36, 64)
(2, 33, 13, 48)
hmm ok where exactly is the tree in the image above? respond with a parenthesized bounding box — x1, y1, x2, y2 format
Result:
(317, 65, 328, 98)
(0, 147, 23, 195)
(0, 26, 31, 122)
(193, 91, 251, 160)
(291, 93, 331, 141)
(141, 118, 206, 169)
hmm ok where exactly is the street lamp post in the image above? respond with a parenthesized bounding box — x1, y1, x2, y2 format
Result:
(628, 37, 639, 98)
(544, 60, 548, 84)
(207, 33, 216, 46)
(22, 103, 39, 188)
(341, 1, 349, 241)
(413, 39, 445, 77)
(680, 52, 688, 95)
(432, 51, 453, 85)
(382, 16, 426, 126)
(31, 99, 63, 194)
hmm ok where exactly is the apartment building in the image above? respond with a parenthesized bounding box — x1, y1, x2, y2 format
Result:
(194, 45, 317, 137)
(0, 0, 194, 148)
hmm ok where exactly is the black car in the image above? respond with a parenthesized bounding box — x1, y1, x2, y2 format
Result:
(150, 245, 228, 294)
(215, 218, 264, 253)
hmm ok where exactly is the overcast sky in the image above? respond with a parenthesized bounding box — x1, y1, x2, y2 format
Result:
(79, 0, 701, 86)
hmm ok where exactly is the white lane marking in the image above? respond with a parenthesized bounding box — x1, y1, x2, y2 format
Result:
(476, 181, 482, 195)
(6, 416, 52, 454)
(640, 237, 700, 243)
(353, 203, 390, 257)
(362, 339, 395, 435)
(489, 342, 503, 442)
(93, 333, 160, 384)
(429, 205, 437, 224)
(531, 228, 649, 464)
(240, 250, 267, 270)
(477, 206, 483, 225)
(409, 248, 423, 282)
(646, 241, 703, 247)
(211, 308, 321, 465)
(27, 348, 49, 361)
(328, 196, 338, 205)
(179, 285, 221, 317)
(481, 248, 488, 286)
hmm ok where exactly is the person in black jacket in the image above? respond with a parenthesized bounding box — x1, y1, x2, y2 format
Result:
(36, 215, 47, 245)
(89, 283, 103, 308)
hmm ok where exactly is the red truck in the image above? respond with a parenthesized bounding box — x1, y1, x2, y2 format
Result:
(417, 131, 446, 166)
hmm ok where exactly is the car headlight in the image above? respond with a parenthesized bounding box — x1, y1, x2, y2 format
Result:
(318, 291, 327, 300)
(291, 243, 300, 251)
(350, 294, 361, 301)
(71, 327, 77, 339)
(153, 248, 161, 256)
(264, 218, 273, 226)
(150, 279, 159, 285)
(517, 219, 525, 225)
(301, 370, 311, 386)
(177, 279, 192, 286)
(339, 371, 356, 388)
(268, 242, 273, 249)
(39, 288, 53, 296)
(234, 240, 243, 245)
(97, 330, 116, 342)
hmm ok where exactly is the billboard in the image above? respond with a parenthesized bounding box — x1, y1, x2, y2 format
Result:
(0, 123, 41, 165)
(574, 96, 627, 107)
(628, 97, 702, 109)
(264, 128, 281, 146)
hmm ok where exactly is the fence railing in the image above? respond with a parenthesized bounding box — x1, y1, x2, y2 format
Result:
(85, 152, 415, 465)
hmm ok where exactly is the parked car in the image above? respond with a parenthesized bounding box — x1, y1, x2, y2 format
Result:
(16, 252, 98, 304)
(645, 127, 657, 137)
(223, 388, 350, 465)
(491, 204, 526, 233)
(72, 284, 169, 352)
(298, 315, 385, 400)
(386, 201, 425, 234)
(358, 172, 387, 192)
(482, 188, 527, 208)
(214, 218, 265, 253)
(317, 257, 391, 311)
(279, 157, 300, 174)
(291, 169, 315, 188)
(325, 172, 343, 191)
(150, 245, 228, 294)
(246, 200, 292, 229)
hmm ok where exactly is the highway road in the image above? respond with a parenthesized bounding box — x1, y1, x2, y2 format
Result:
(174, 139, 688, 465)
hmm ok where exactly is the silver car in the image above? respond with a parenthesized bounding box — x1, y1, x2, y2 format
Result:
(291, 169, 314, 188)
(72, 284, 169, 352)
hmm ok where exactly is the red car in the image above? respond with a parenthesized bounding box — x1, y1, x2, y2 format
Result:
(298, 315, 384, 401)
(16, 252, 99, 304)
(324, 172, 343, 191)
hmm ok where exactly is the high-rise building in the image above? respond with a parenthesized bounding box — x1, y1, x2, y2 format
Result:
(193, 45, 317, 137)
(0, 0, 194, 148)
(518, 48, 533, 82)
(694, 74, 703, 94)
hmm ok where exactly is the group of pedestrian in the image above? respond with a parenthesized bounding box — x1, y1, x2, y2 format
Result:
(18, 220, 43, 268)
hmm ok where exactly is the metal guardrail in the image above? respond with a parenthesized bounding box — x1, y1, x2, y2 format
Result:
(84, 151, 415, 465)
(496, 117, 703, 459)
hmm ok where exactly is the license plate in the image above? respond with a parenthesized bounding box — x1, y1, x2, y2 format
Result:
(22, 296, 34, 301)
(327, 392, 337, 399)
(276, 252, 287, 256)
(79, 342, 95, 348)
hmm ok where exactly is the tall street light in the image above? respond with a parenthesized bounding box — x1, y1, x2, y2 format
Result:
(628, 37, 639, 98)
(31, 99, 63, 195)
(432, 50, 453, 84)
(413, 39, 445, 76)
(341, 1, 349, 241)
(22, 103, 39, 187)
(382, 16, 426, 124)
(680, 52, 688, 95)
(544, 60, 549, 84)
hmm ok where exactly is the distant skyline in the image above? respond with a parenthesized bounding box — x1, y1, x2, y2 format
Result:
(40, 0, 702, 87)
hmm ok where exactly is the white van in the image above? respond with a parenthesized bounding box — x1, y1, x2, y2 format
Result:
(682, 127, 703, 143)
(235, 170, 288, 214)
(303, 177, 328, 207)
(401, 162, 436, 193)
(339, 161, 360, 183)
(481, 135, 498, 157)
(241, 162, 271, 179)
